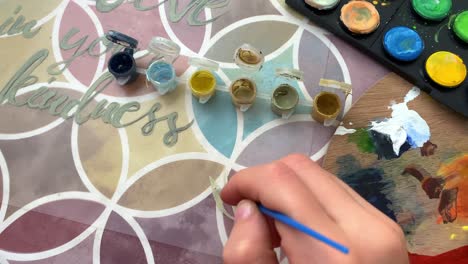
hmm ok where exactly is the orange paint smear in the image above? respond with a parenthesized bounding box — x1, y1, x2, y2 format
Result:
(438, 154, 468, 222)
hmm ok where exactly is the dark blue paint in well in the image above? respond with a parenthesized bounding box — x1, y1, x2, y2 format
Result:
(383, 26, 424, 62)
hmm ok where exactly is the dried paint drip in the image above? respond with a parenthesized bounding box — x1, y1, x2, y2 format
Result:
(305, 0, 340, 10)
(340, 0, 380, 34)
(370, 87, 431, 159)
(411, 0, 452, 21)
(383, 26, 424, 61)
(453, 11, 468, 43)
(425, 51, 467, 88)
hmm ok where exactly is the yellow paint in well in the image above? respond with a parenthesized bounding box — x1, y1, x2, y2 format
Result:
(189, 70, 216, 98)
(425, 51, 467, 88)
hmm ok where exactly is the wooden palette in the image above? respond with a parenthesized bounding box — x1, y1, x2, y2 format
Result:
(323, 72, 468, 260)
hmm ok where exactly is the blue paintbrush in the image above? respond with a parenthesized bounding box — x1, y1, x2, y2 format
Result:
(258, 204, 350, 254)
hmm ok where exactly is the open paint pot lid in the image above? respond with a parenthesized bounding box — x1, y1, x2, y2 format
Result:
(189, 57, 219, 71)
(425, 51, 467, 88)
(275, 68, 304, 81)
(340, 0, 380, 34)
(411, 0, 452, 21)
(383, 26, 424, 62)
(305, 0, 340, 10)
(453, 11, 468, 43)
(148, 37, 181, 62)
(234, 44, 264, 71)
(106, 30, 138, 50)
(230, 78, 257, 105)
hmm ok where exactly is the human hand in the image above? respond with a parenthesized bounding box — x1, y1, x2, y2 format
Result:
(221, 154, 409, 264)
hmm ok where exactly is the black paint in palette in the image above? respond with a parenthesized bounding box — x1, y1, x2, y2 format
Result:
(286, 0, 468, 117)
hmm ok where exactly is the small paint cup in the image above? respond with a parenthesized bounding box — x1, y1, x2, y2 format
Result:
(234, 44, 264, 73)
(106, 30, 139, 85)
(188, 57, 219, 104)
(146, 37, 180, 95)
(230, 78, 257, 112)
(146, 61, 177, 95)
(271, 84, 299, 119)
(312, 91, 341, 126)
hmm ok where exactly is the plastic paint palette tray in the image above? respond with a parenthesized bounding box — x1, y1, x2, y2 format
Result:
(286, 0, 468, 117)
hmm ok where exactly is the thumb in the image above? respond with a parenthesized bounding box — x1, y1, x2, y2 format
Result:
(223, 200, 279, 264)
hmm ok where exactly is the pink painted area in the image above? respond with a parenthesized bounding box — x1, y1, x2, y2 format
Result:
(164, 0, 206, 53)
(100, 212, 148, 264)
(327, 34, 390, 102)
(59, 1, 101, 86)
(9, 235, 94, 264)
(0, 200, 104, 253)
(91, 3, 169, 53)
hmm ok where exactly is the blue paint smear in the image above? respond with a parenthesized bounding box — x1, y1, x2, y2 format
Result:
(192, 90, 236, 157)
(341, 167, 396, 221)
(383, 26, 424, 62)
(223, 46, 310, 139)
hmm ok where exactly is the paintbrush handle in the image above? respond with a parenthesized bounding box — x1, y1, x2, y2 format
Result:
(258, 204, 349, 254)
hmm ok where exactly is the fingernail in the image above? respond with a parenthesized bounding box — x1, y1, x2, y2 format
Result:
(235, 200, 254, 221)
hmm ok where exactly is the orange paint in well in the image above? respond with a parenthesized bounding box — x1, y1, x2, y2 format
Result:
(341, 0, 381, 34)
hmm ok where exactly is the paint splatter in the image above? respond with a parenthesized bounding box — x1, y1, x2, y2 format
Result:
(348, 128, 376, 153)
(370, 87, 430, 156)
(335, 126, 356, 135)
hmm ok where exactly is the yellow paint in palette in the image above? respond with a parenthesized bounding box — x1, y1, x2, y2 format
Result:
(425, 51, 467, 88)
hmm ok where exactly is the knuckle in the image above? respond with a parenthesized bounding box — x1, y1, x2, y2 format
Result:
(283, 153, 312, 164)
(267, 161, 294, 181)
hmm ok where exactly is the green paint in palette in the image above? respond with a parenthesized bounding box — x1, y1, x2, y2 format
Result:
(453, 11, 468, 43)
(348, 128, 376, 154)
(412, 0, 452, 21)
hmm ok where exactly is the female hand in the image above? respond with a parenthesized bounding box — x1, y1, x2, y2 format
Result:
(221, 154, 409, 264)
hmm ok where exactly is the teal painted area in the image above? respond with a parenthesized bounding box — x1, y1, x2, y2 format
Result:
(222, 46, 309, 139)
(192, 90, 237, 157)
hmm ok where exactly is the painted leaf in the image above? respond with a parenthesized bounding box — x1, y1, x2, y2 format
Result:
(0, 120, 88, 218)
(0, 199, 104, 253)
(119, 159, 224, 210)
(136, 196, 224, 261)
(100, 212, 148, 264)
(236, 121, 335, 167)
(204, 20, 298, 62)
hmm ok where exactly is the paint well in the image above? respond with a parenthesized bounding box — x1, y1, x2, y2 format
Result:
(340, 0, 380, 34)
(305, 0, 340, 10)
(453, 11, 468, 43)
(383, 26, 424, 61)
(312, 91, 341, 124)
(425, 51, 467, 88)
(189, 70, 216, 97)
(411, 0, 452, 21)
